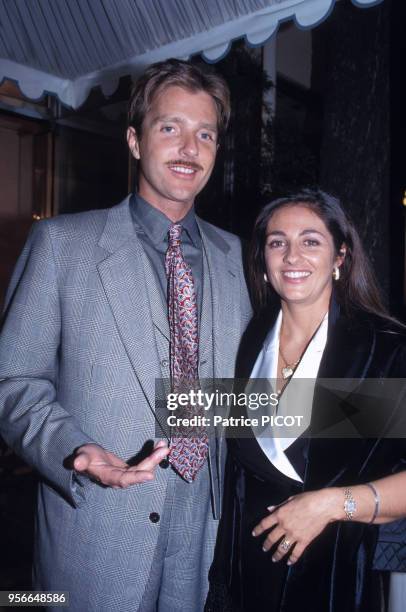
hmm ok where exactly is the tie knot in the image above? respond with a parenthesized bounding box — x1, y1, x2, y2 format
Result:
(168, 223, 183, 246)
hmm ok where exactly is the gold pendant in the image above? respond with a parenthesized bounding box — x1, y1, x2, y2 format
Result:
(282, 366, 294, 379)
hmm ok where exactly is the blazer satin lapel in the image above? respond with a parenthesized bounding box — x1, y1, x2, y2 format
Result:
(306, 307, 376, 489)
(235, 307, 279, 379)
(97, 201, 169, 438)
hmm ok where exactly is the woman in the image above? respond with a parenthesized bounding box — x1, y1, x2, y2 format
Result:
(206, 189, 406, 612)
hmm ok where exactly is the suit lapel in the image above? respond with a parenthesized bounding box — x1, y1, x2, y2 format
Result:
(305, 304, 376, 488)
(198, 244, 214, 380)
(235, 307, 279, 379)
(142, 252, 170, 341)
(197, 220, 242, 516)
(97, 199, 169, 438)
(197, 219, 241, 380)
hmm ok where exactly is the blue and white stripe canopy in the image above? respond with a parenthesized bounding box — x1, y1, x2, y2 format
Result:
(0, 0, 383, 108)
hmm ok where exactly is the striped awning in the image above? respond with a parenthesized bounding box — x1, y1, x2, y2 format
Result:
(0, 0, 384, 108)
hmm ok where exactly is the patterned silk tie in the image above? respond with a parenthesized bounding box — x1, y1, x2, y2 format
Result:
(165, 223, 208, 482)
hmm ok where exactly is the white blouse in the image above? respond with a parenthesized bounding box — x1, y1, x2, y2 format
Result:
(249, 310, 328, 482)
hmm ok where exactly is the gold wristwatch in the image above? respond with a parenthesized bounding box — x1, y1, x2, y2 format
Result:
(344, 488, 356, 520)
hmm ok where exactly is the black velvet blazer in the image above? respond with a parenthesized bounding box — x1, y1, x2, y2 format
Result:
(208, 298, 406, 612)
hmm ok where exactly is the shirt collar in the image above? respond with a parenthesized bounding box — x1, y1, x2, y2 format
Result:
(131, 193, 200, 247)
(263, 310, 282, 352)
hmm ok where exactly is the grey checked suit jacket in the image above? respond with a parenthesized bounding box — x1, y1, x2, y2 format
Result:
(0, 196, 252, 611)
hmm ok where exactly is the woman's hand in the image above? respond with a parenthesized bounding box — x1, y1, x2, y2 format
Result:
(252, 488, 342, 564)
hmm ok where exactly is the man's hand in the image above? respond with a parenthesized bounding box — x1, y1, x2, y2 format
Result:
(73, 440, 170, 488)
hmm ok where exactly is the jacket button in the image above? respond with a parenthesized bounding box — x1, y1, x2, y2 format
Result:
(149, 512, 160, 523)
(161, 359, 169, 367)
(159, 458, 170, 469)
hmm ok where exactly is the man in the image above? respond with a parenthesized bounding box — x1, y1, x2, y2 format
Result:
(0, 59, 251, 611)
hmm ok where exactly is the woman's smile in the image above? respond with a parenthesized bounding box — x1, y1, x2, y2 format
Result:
(280, 270, 312, 282)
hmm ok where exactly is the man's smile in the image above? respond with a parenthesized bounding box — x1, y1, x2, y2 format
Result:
(166, 160, 203, 177)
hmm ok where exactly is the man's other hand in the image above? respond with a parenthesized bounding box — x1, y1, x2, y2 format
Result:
(73, 440, 170, 488)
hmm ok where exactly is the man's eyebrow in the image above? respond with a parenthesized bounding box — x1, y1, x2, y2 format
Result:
(151, 115, 183, 126)
(151, 115, 217, 131)
(199, 122, 218, 131)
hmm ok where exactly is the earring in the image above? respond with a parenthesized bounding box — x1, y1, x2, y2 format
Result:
(263, 273, 268, 283)
(332, 266, 340, 281)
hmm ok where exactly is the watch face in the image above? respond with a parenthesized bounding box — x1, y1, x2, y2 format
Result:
(345, 499, 356, 514)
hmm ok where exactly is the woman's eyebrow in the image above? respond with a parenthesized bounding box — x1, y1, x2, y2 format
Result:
(266, 229, 325, 237)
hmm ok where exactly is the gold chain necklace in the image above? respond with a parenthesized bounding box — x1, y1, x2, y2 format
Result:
(278, 345, 302, 380)
(278, 314, 327, 381)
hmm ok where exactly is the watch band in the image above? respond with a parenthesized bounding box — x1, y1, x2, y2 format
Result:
(344, 487, 357, 520)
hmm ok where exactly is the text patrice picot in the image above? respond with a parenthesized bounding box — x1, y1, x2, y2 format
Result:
(165, 389, 305, 429)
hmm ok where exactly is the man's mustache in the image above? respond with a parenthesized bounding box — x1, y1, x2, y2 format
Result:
(166, 160, 203, 172)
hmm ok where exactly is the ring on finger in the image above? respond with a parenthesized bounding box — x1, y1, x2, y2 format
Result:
(280, 537, 291, 551)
